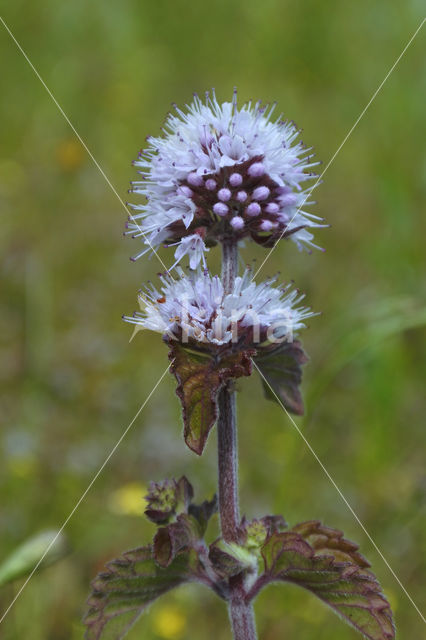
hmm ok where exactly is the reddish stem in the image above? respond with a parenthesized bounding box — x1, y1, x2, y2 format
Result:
(218, 238, 257, 640)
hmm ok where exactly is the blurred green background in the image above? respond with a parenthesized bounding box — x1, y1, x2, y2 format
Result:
(1, 1, 425, 638)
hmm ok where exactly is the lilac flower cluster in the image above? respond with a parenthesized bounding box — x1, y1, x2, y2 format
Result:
(126, 89, 326, 268)
(125, 89, 324, 349)
(124, 267, 314, 347)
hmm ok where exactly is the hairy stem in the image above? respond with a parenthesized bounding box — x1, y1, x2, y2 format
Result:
(217, 384, 239, 541)
(229, 575, 258, 640)
(221, 237, 239, 295)
(218, 238, 257, 640)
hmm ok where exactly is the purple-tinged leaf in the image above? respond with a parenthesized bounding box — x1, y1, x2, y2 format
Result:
(175, 476, 195, 511)
(260, 515, 288, 535)
(153, 514, 201, 568)
(209, 540, 257, 580)
(254, 340, 308, 415)
(188, 494, 218, 531)
(168, 342, 254, 455)
(84, 546, 195, 640)
(209, 544, 247, 579)
(248, 521, 394, 640)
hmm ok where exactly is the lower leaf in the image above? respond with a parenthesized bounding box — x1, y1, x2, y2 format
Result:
(250, 521, 395, 640)
(84, 546, 195, 640)
(153, 514, 201, 568)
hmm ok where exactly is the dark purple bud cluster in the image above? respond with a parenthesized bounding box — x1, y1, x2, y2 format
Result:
(165, 155, 305, 249)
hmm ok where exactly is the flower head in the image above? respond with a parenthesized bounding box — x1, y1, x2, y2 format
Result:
(124, 267, 315, 347)
(144, 476, 193, 524)
(127, 89, 326, 267)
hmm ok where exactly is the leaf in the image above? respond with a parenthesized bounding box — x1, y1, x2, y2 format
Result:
(85, 546, 195, 640)
(209, 539, 257, 579)
(254, 340, 308, 415)
(253, 521, 394, 640)
(168, 342, 253, 455)
(153, 514, 201, 568)
(188, 494, 218, 532)
(0, 530, 68, 587)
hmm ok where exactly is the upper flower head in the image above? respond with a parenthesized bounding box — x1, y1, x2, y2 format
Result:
(126, 89, 326, 268)
(124, 267, 315, 347)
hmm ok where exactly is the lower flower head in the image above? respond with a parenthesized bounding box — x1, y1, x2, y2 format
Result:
(124, 267, 315, 348)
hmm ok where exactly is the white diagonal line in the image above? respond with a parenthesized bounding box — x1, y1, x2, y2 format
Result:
(252, 360, 426, 624)
(0, 362, 172, 625)
(0, 15, 171, 276)
(253, 18, 425, 281)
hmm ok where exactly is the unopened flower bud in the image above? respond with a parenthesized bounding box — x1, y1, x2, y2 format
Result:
(229, 173, 243, 187)
(265, 202, 280, 214)
(230, 216, 244, 230)
(252, 186, 270, 201)
(248, 162, 265, 178)
(259, 219, 274, 231)
(213, 202, 229, 217)
(187, 172, 203, 187)
(246, 202, 261, 217)
(218, 188, 232, 202)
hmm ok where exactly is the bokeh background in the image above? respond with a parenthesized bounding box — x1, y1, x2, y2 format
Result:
(1, 1, 425, 638)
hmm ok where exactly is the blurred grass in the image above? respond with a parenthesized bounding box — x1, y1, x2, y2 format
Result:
(0, 0, 425, 638)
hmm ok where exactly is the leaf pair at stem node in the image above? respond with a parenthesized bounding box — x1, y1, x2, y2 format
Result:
(84, 477, 395, 640)
(169, 339, 308, 455)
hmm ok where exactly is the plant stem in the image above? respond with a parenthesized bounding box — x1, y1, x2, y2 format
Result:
(217, 383, 239, 541)
(221, 237, 239, 296)
(218, 238, 257, 640)
(229, 574, 258, 640)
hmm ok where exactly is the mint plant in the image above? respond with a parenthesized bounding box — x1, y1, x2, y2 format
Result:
(84, 90, 395, 639)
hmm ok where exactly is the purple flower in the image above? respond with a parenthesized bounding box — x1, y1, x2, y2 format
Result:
(126, 89, 326, 268)
(124, 268, 315, 347)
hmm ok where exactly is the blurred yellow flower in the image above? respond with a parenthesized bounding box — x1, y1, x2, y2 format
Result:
(56, 139, 85, 172)
(108, 482, 147, 516)
(153, 605, 186, 639)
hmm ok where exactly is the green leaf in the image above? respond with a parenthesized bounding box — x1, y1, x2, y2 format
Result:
(85, 546, 195, 640)
(254, 340, 308, 414)
(255, 521, 395, 640)
(0, 530, 68, 587)
(168, 342, 253, 454)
